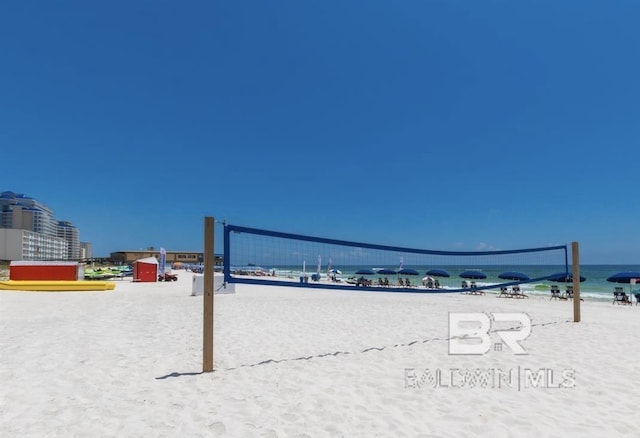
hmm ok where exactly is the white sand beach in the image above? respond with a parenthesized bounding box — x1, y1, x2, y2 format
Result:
(1, 272, 639, 437)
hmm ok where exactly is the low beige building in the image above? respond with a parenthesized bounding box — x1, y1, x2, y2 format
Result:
(109, 250, 222, 266)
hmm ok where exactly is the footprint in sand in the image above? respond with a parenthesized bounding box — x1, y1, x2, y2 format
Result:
(208, 421, 226, 434)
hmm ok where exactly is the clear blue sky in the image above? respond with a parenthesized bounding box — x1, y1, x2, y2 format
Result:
(1, 1, 638, 263)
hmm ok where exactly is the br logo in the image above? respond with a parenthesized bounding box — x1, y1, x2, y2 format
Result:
(448, 312, 531, 355)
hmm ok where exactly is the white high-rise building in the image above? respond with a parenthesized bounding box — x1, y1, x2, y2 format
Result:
(0, 229, 68, 261)
(57, 221, 80, 261)
(0, 191, 57, 236)
(0, 191, 86, 261)
(80, 242, 93, 260)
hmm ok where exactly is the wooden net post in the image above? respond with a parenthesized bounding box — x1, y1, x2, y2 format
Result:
(572, 241, 581, 323)
(203, 217, 215, 372)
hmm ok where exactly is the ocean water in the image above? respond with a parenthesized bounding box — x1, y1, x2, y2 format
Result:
(268, 264, 640, 302)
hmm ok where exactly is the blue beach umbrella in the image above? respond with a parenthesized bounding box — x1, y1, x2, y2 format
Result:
(460, 270, 487, 279)
(355, 269, 375, 276)
(398, 268, 420, 276)
(376, 268, 397, 275)
(548, 273, 586, 283)
(498, 271, 530, 281)
(426, 269, 450, 278)
(606, 272, 640, 284)
(606, 272, 640, 298)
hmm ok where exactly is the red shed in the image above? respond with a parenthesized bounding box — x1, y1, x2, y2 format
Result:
(133, 257, 158, 282)
(10, 261, 83, 281)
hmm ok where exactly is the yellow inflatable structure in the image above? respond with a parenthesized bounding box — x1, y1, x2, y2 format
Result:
(0, 280, 116, 292)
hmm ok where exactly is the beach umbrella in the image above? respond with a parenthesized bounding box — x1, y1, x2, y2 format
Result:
(605, 272, 640, 284)
(426, 269, 450, 277)
(460, 270, 487, 279)
(376, 268, 397, 275)
(398, 268, 420, 276)
(606, 272, 640, 300)
(355, 269, 375, 275)
(330, 268, 342, 275)
(498, 271, 530, 281)
(548, 273, 586, 282)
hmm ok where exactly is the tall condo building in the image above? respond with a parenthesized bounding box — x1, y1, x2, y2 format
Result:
(0, 191, 85, 261)
(80, 242, 93, 260)
(57, 221, 80, 260)
(0, 191, 57, 236)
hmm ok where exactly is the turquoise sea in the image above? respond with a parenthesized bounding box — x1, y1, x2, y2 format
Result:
(269, 264, 640, 302)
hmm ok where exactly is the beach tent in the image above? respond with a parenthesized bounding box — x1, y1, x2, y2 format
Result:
(133, 257, 158, 282)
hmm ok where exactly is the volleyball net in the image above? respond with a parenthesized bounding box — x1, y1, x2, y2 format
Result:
(222, 224, 570, 294)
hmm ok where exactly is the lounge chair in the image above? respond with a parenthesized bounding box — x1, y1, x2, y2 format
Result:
(498, 286, 511, 298)
(425, 278, 434, 288)
(635, 293, 640, 306)
(565, 286, 574, 300)
(398, 278, 405, 287)
(511, 285, 528, 299)
(550, 285, 564, 300)
(383, 277, 390, 287)
(613, 287, 631, 305)
(406, 278, 413, 287)
(564, 286, 584, 301)
(377, 277, 385, 287)
(468, 281, 485, 295)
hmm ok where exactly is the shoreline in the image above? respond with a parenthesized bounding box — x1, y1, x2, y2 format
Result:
(229, 272, 638, 304)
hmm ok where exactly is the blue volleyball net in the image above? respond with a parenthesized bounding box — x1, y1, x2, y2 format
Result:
(223, 224, 569, 294)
